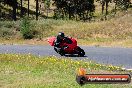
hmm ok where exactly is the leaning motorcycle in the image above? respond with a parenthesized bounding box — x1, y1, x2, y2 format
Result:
(47, 37, 85, 57)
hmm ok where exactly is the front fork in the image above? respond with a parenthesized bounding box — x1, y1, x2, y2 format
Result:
(74, 46, 80, 54)
(54, 47, 65, 56)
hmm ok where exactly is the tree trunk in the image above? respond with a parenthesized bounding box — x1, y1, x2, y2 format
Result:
(13, 0, 17, 21)
(114, 1, 117, 14)
(20, 0, 23, 17)
(36, 0, 39, 20)
(28, 0, 29, 16)
(106, 2, 108, 15)
(47, 8, 48, 17)
(102, 2, 105, 14)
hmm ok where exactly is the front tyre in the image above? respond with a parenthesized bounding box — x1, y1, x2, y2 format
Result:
(54, 47, 65, 56)
(59, 49, 65, 56)
(54, 47, 58, 53)
(77, 47, 85, 57)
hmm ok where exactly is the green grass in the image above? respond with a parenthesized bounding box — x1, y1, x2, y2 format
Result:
(0, 54, 131, 88)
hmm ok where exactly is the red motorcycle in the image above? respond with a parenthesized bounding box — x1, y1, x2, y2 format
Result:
(47, 37, 85, 57)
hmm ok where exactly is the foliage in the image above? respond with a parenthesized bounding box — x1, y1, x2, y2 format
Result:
(115, 0, 131, 10)
(43, 0, 51, 8)
(53, 0, 95, 21)
(0, 28, 14, 39)
(20, 16, 34, 39)
(0, 21, 15, 39)
(1, 0, 131, 21)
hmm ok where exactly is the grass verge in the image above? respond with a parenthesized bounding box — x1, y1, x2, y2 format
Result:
(0, 54, 131, 88)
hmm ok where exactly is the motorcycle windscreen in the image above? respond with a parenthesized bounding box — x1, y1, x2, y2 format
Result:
(47, 37, 56, 46)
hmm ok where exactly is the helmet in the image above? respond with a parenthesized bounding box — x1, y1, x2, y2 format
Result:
(58, 32, 65, 37)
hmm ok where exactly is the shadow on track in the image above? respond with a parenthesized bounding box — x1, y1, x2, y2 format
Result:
(64, 54, 87, 57)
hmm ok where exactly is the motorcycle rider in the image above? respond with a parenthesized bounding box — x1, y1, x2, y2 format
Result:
(54, 32, 72, 55)
(54, 32, 65, 47)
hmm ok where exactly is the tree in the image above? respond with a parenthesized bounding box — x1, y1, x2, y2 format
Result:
(20, 0, 23, 17)
(44, 0, 51, 17)
(28, 0, 30, 16)
(12, 0, 17, 21)
(36, 0, 39, 20)
(96, 0, 112, 15)
(114, 0, 131, 11)
(53, 0, 95, 21)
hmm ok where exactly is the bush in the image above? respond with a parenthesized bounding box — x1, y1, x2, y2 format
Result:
(116, 0, 131, 10)
(0, 28, 14, 39)
(20, 17, 34, 39)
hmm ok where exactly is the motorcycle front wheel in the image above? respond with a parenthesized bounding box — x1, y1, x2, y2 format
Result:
(76, 47, 85, 57)
(54, 47, 65, 56)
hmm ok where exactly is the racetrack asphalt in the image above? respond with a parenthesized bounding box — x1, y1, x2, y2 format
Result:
(0, 45, 132, 69)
